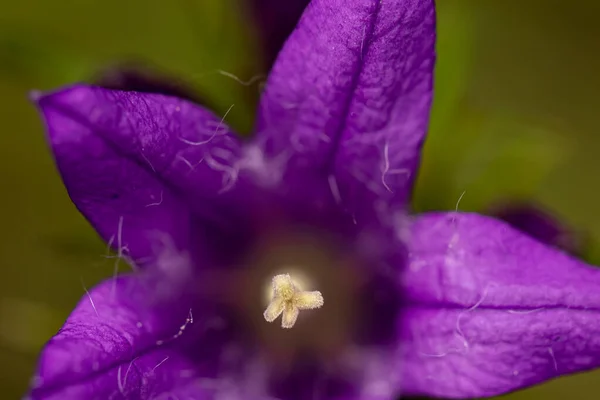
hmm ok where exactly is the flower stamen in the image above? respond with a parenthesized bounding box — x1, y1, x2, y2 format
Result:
(263, 273, 324, 329)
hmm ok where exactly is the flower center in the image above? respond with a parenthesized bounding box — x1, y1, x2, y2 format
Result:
(263, 274, 324, 329)
(197, 229, 367, 368)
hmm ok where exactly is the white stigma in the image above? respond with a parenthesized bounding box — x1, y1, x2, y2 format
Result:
(263, 273, 324, 329)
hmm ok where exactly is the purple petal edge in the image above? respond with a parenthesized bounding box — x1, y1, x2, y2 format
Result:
(28, 276, 206, 400)
(400, 212, 600, 398)
(34, 85, 246, 265)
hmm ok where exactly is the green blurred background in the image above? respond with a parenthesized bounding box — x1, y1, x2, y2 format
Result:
(1, 0, 599, 398)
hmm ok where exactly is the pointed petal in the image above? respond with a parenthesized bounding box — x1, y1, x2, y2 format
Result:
(34, 85, 246, 264)
(400, 212, 600, 398)
(294, 291, 324, 310)
(281, 304, 300, 329)
(255, 0, 435, 216)
(28, 276, 208, 400)
(263, 296, 286, 323)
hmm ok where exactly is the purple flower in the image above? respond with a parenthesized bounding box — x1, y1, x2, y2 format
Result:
(29, 0, 600, 399)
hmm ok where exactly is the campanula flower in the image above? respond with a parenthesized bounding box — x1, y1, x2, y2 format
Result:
(29, 1, 600, 399)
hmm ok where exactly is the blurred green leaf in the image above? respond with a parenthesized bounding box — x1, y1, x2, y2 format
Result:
(413, 0, 472, 212)
(1, 0, 261, 131)
(0, 29, 93, 86)
(415, 0, 572, 216)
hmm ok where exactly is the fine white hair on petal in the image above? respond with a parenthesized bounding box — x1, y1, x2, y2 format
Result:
(451, 190, 467, 226)
(80, 277, 99, 318)
(123, 357, 139, 391)
(145, 190, 164, 207)
(548, 347, 559, 371)
(454, 284, 495, 350)
(140, 151, 157, 173)
(173, 104, 244, 194)
(111, 216, 133, 298)
(342, 133, 401, 198)
(203, 147, 240, 194)
(415, 284, 496, 358)
(215, 69, 267, 87)
(178, 104, 234, 147)
(380, 141, 411, 194)
(150, 356, 170, 374)
(174, 152, 203, 172)
(117, 365, 124, 396)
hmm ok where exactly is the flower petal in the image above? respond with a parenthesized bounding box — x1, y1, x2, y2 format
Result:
(34, 85, 245, 264)
(29, 276, 208, 400)
(400, 212, 600, 398)
(255, 0, 435, 216)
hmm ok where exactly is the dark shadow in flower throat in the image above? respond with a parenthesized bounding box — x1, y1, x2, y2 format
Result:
(180, 188, 406, 399)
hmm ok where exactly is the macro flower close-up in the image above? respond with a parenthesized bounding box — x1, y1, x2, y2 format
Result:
(23, 0, 600, 399)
